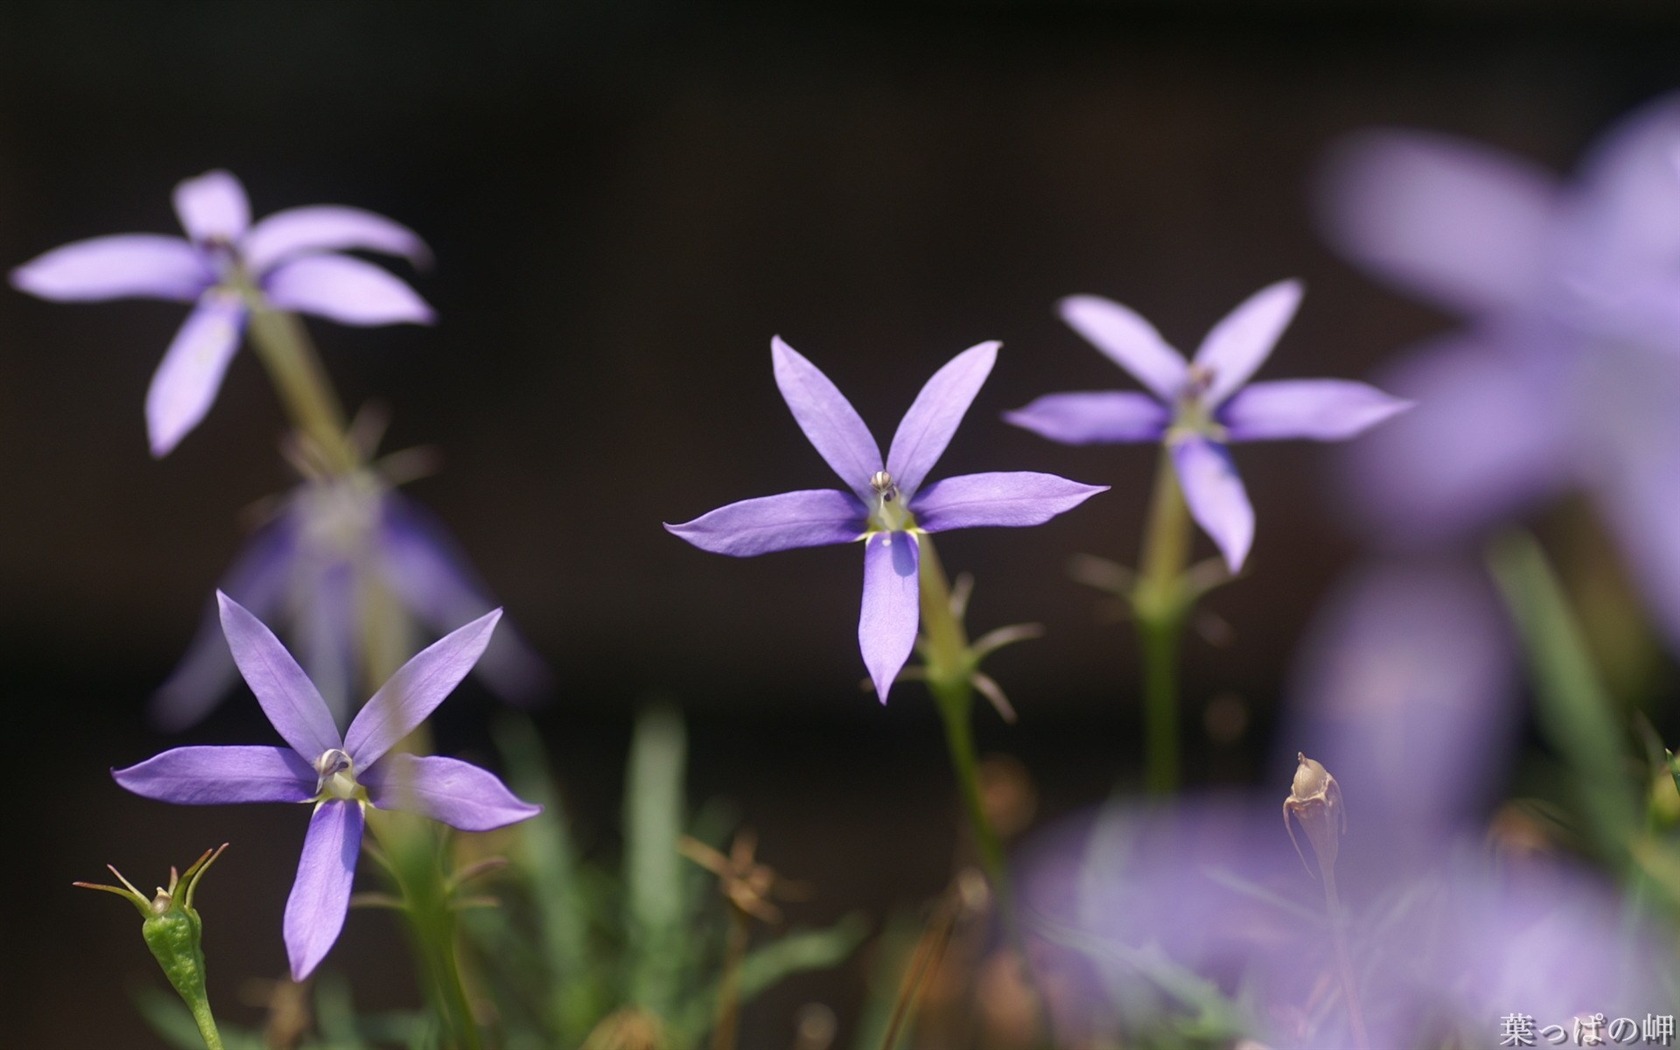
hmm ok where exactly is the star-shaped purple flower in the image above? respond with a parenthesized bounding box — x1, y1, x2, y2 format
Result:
(154, 468, 550, 731)
(1004, 280, 1410, 572)
(114, 593, 540, 981)
(666, 338, 1107, 702)
(10, 169, 434, 456)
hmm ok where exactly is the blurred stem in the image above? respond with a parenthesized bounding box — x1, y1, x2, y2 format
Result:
(241, 293, 358, 474)
(1133, 447, 1192, 795)
(1320, 870, 1369, 1050)
(711, 907, 750, 1050)
(918, 536, 1055, 1047)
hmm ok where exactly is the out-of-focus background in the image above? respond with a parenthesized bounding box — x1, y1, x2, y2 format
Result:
(3, 2, 1678, 1045)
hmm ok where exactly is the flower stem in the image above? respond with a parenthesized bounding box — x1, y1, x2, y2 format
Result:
(710, 907, 750, 1050)
(1133, 446, 1193, 795)
(242, 301, 359, 474)
(1321, 869, 1370, 1050)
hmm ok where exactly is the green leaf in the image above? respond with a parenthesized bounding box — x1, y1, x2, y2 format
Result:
(1488, 531, 1640, 862)
(624, 701, 688, 1018)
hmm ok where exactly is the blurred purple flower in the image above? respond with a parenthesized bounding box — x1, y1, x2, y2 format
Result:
(1022, 795, 1673, 1048)
(10, 169, 433, 456)
(115, 594, 540, 981)
(666, 337, 1106, 702)
(1005, 281, 1409, 572)
(1318, 94, 1680, 647)
(154, 466, 550, 731)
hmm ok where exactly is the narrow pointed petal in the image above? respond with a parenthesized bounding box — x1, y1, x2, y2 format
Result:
(284, 800, 363, 981)
(345, 610, 500, 767)
(263, 255, 434, 325)
(911, 471, 1107, 532)
(1058, 295, 1188, 401)
(174, 170, 251, 243)
(886, 341, 998, 497)
(665, 489, 864, 556)
(377, 495, 552, 703)
(1220, 379, 1412, 442)
(217, 592, 341, 758)
(1193, 280, 1303, 407)
(1316, 130, 1559, 315)
(10, 234, 208, 302)
(1004, 391, 1169, 445)
(113, 745, 316, 804)
(859, 532, 920, 703)
(1171, 437, 1254, 573)
(771, 337, 882, 499)
(364, 753, 541, 831)
(243, 205, 432, 274)
(146, 292, 248, 457)
(151, 517, 301, 731)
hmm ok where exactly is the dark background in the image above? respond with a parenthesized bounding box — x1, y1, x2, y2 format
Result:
(3, 2, 1678, 1046)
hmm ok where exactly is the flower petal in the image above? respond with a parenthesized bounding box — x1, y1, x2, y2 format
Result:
(1220, 379, 1412, 442)
(771, 337, 883, 499)
(1316, 130, 1559, 315)
(886, 341, 998, 497)
(1058, 295, 1188, 401)
(262, 254, 435, 325)
(173, 170, 251, 243)
(1171, 436, 1254, 574)
(243, 205, 432, 274)
(1192, 279, 1303, 407)
(364, 753, 541, 831)
(666, 489, 865, 556)
(145, 292, 248, 457)
(10, 234, 208, 302)
(218, 592, 341, 758)
(377, 494, 552, 704)
(859, 531, 920, 704)
(911, 471, 1107, 532)
(344, 610, 500, 767)
(1003, 391, 1169, 445)
(112, 745, 316, 804)
(151, 516, 301, 731)
(284, 800, 363, 981)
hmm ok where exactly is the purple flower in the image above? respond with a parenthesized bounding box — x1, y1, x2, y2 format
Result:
(10, 170, 433, 456)
(666, 337, 1106, 702)
(1005, 281, 1410, 573)
(1316, 95, 1680, 647)
(114, 593, 540, 981)
(154, 468, 550, 731)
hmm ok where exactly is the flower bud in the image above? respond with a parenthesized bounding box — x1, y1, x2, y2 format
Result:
(1284, 753, 1346, 878)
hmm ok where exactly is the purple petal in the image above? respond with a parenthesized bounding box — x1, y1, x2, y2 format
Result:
(1316, 130, 1559, 315)
(173, 170, 251, 243)
(665, 489, 865, 556)
(377, 494, 552, 704)
(771, 337, 883, 499)
(911, 471, 1107, 532)
(145, 292, 248, 457)
(10, 234, 208, 302)
(1336, 332, 1568, 544)
(1003, 391, 1169, 445)
(218, 592, 341, 758)
(1171, 436, 1254, 574)
(1220, 379, 1412, 442)
(285, 800, 363, 981)
(859, 531, 920, 704)
(364, 753, 541, 831)
(262, 254, 435, 325)
(113, 745, 316, 804)
(243, 205, 432, 274)
(1058, 295, 1188, 401)
(1192, 280, 1303, 407)
(344, 610, 500, 767)
(151, 516, 301, 731)
(886, 341, 998, 497)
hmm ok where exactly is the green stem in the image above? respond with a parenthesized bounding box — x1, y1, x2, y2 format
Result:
(1133, 447, 1193, 795)
(184, 994, 224, 1050)
(242, 301, 359, 473)
(711, 907, 750, 1050)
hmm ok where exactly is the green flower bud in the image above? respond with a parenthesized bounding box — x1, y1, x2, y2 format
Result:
(77, 844, 228, 1050)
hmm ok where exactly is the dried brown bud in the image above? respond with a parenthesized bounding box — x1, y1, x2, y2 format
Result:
(1284, 752, 1346, 878)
